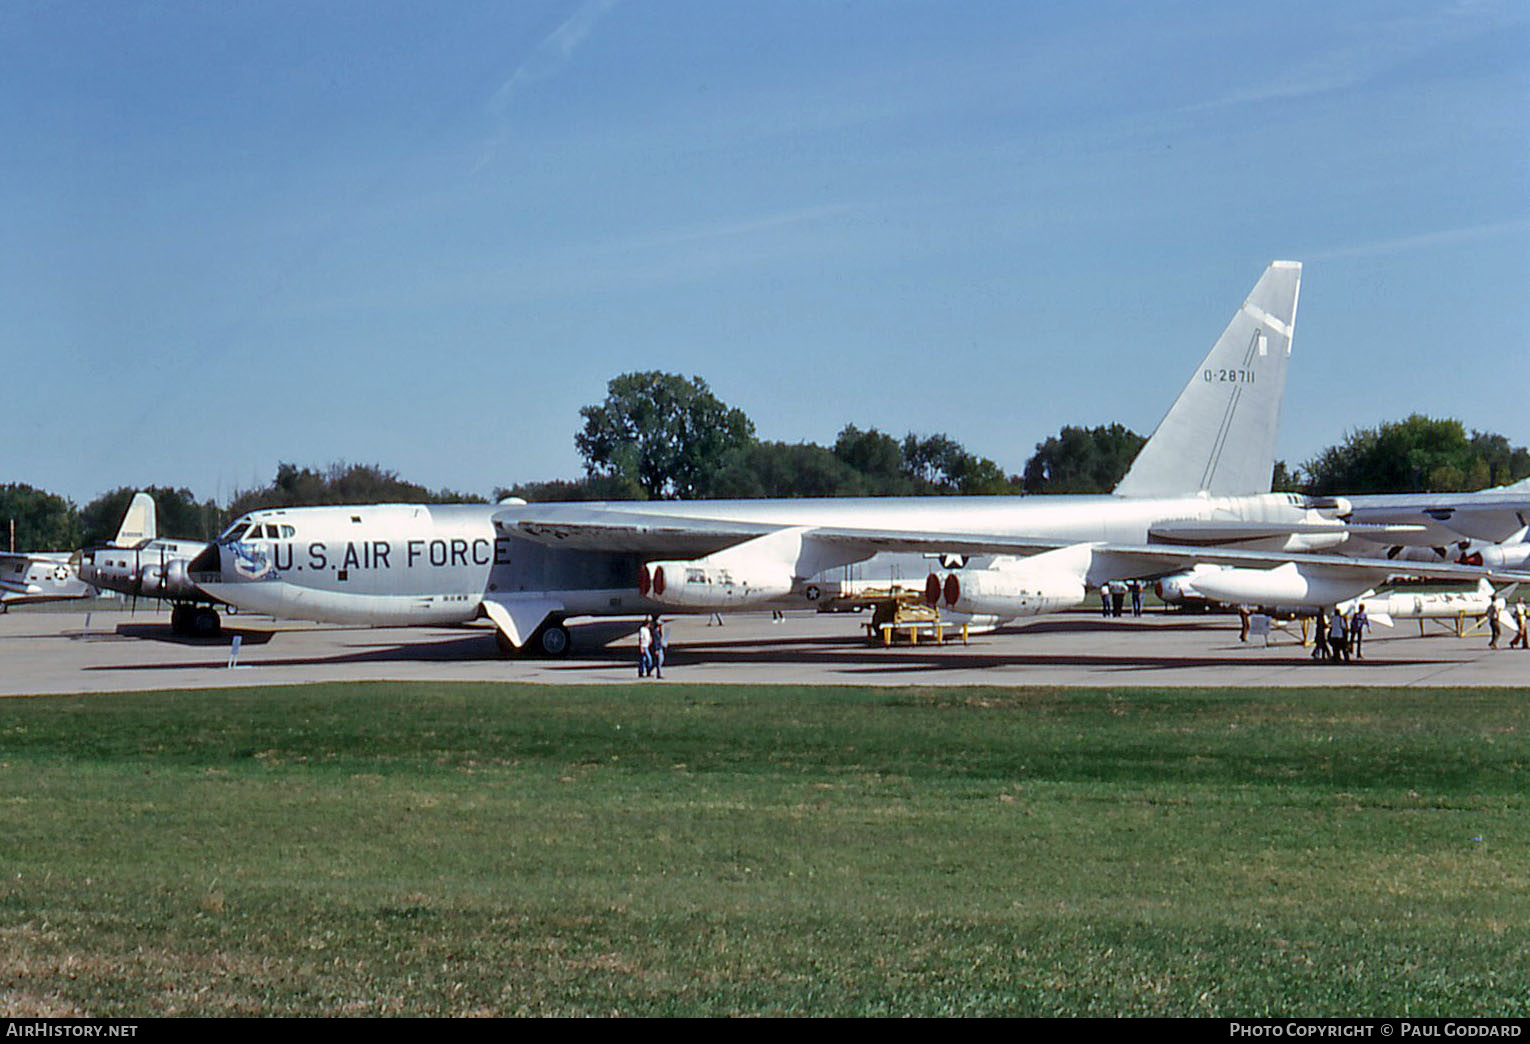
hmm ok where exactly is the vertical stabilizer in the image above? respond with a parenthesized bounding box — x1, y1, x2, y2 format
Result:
(113, 492, 157, 548)
(1113, 261, 1301, 498)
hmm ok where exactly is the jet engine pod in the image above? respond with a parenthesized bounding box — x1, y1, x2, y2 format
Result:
(939, 565, 1084, 618)
(640, 558, 791, 609)
(923, 573, 941, 607)
(1155, 574, 1194, 604)
(1464, 544, 1530, 570)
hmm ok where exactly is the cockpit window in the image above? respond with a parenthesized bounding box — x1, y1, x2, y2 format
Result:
(218, 523, 250, 543)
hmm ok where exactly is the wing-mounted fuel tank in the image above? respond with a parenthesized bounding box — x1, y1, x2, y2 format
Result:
(1182, 561, 1379, 609)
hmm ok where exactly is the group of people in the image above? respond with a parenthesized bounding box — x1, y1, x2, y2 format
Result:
(1098, 581, 1145, 618)
(1311, 605, 1370, 663)
(636, 615, 666, 678)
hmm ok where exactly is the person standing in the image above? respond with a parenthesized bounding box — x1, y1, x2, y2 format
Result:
(1130, 581, 1143, 617)
(637, 619, 652, 678)
(1329, 609, 1349, 664)
(1313, 610, 1330, 661)
(650, 616, 665, 679)
(1488, 600, 1503, 649)
(1512, 600, 1528, 650)
(1350, 604, 1370, 660)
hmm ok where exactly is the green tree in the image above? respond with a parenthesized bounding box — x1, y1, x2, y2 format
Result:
(494, 475, 648, 503)
(1469, 431, 1530, 488)
(0, 484, 79, 551)
(832, 425, 914, 495)
(1270, 460, 1305, 493)
(1022, 424, 1146, 494)
(1302, 415, 1528, 494)
(576, 373, 755, 499)
(900, 433, 1020, 495)
(708, 442, 871, 499)
(227, 463, 486, 517)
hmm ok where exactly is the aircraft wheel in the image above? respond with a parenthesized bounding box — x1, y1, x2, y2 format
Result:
(534, 621, 572, 658)
(170, 606, 189, 635)
(190, 607, 222, 638)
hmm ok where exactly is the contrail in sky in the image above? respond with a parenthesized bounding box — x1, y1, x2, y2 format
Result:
(475, 0, 619, 172)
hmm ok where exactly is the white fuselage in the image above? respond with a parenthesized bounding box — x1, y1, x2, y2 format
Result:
(198, 493, 1336, 626)
(0, 553, 94, 607)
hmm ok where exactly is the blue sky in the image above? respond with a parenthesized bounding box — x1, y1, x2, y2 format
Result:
(4, 0, 1527, 506)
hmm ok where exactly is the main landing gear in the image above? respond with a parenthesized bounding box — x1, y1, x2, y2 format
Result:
(169, 604, 222, 638)
(495, 617, 572, 658)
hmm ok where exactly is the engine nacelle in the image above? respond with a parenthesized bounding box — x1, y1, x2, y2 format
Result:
(1459, 544, 1530, 570)
(139, 558, 200, 600)
(1185, 562, 1375, 608)
(1153, 568, 1201, 604)
(640, 559, 793, 609)
(931, 566, 1085, 618)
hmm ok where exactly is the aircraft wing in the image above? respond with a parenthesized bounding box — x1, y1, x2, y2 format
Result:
(806, 528, 1530, 586)
(1344, 489, 1530, 544)
(496, 507, 1530, 587)
(496, 505, 780, 556)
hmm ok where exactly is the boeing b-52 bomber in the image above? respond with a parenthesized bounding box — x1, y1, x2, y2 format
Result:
(179, 261, 1529, 656)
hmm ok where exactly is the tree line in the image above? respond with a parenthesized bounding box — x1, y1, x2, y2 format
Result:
(3, 372, 1526, 551)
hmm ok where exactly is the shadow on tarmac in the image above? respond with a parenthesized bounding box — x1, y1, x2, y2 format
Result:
(79, 614, 1459, 678)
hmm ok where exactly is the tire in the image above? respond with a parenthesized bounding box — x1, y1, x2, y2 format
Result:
(535, 622, 572, 657)
(191, 607, 222, 638)
(495, 621, 572, 658)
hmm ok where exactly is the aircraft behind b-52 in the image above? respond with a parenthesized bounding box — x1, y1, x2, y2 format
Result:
(185, 261, 1530, 656)
(0, 550, 94, 610)
(78, 493, 223, 636)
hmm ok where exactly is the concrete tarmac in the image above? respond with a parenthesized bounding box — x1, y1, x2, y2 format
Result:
(1, 603, 1524, 696)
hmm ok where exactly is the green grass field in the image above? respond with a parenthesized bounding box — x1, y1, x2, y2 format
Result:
(2, 682, 1528, 1016)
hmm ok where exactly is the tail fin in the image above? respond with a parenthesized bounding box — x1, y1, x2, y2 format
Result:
(1113, 261, 1301, 498)
(113, 492, 157, 548)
